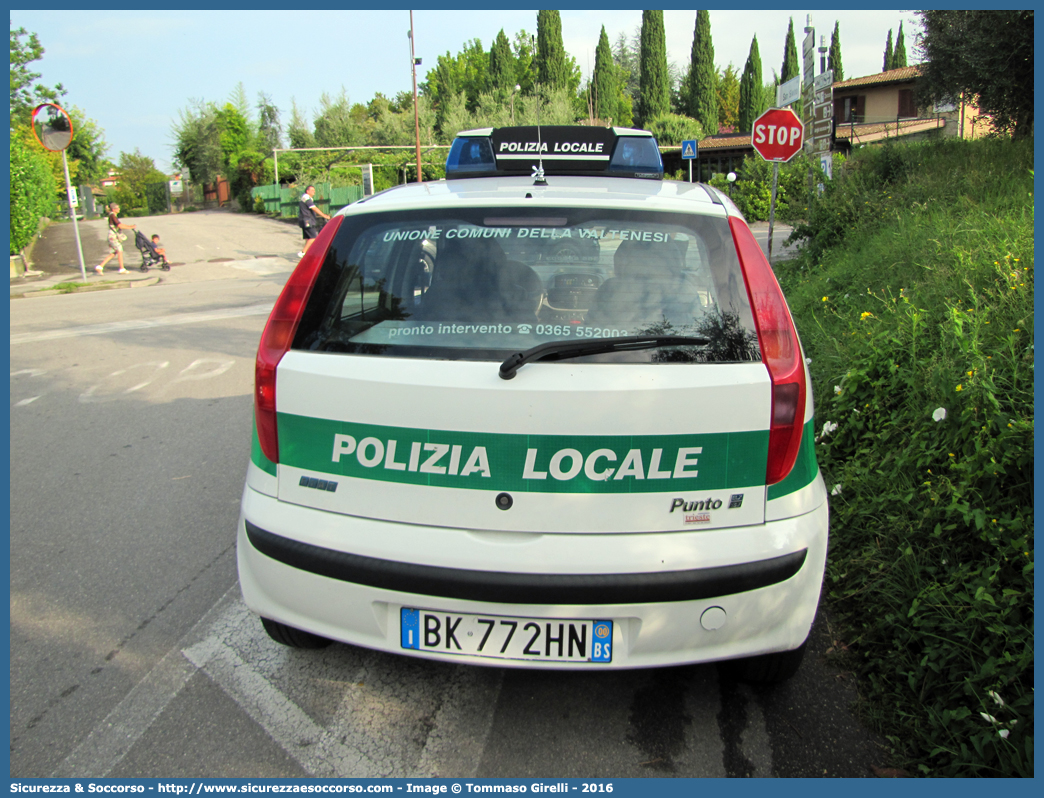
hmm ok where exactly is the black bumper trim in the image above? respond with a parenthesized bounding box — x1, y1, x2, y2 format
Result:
(244, 521, 807, 605)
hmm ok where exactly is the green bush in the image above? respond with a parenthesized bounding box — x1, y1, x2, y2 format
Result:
(144, 182, 169, 215)
(10, 133, 58, 254)
(645, 113, 704, 146)
(706, 152, 834, 223)
(275, 148, 445, 195)
(776, 137, 1033, 776)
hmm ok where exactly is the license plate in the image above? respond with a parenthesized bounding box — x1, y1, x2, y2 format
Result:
(400, 608, 612, 663)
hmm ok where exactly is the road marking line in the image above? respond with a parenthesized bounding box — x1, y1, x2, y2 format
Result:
(49, 586, 241, 778)
(184, 635, 355, 778)
(10, 304, 273, 346)
(191, 598, 504, 778)
(15, 396, 40, 406)
(51, 584, 505, 778)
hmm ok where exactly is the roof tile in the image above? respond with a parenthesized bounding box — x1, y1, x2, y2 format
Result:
(833, 66, 921, 90)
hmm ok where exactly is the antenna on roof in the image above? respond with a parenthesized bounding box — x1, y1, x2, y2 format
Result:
(533, 95, 547, 185)
(532, 35, 547, 185)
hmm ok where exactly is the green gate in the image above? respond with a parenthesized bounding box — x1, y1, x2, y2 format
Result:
(251, 182, 364, 219)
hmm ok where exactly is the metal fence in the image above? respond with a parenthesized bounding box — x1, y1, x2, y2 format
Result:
(251, 183, 364, 219)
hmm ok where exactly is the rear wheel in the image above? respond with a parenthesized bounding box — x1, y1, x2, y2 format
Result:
(260, 617, 333, 649)
(725, 641, 807, 684)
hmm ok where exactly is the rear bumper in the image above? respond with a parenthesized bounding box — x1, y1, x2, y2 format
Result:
(237, 478, 828, 670)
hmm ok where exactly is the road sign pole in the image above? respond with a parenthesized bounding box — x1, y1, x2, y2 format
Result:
(768, 162, 779, 264)
(688, 159, 692, 183)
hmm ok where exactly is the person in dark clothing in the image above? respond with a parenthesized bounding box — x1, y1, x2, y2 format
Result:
(297, 185, 330, 258)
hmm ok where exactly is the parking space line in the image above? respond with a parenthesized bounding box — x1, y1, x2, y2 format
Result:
(51, 584, 506, 778)
(184, 635, 355, 778)
(50, 586, 241, 778)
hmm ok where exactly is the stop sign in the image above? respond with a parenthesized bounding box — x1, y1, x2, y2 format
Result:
(751, 107, 804, 162)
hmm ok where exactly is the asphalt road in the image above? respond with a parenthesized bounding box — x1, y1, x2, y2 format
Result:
(10, 210, 882, 779)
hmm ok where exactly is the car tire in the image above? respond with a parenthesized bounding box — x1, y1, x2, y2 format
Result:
(260, 617, 333, 649)
(725, 641, 807, 684)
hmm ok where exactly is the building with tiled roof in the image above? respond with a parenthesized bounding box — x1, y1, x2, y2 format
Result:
(660, 65, 982, 180)
(832, 66, 921, 90)
(832, 66, 923, 127)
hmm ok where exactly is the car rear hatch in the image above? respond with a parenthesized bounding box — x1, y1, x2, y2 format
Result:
(273, 354, 770, 533)
(254, 201, 807, 534)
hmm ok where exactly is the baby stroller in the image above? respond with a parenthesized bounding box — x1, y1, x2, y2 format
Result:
(134, 230, 170, 272)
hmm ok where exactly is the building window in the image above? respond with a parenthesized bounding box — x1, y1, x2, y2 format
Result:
(898, 89, 916, 118)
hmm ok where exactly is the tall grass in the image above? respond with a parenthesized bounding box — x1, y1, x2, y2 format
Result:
(776, 137, 1033, 776)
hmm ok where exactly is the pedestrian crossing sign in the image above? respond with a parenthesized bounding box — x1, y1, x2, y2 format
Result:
(681, 140, 698, 159)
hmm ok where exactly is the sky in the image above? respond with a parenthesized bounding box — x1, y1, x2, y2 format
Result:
(10, 9, 919, 173)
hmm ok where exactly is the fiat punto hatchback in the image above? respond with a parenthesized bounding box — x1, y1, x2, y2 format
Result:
(238, 126, 828, 681)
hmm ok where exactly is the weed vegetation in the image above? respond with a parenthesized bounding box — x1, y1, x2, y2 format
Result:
(50, 281, 92, 293)
(776, 138, 1033, 776)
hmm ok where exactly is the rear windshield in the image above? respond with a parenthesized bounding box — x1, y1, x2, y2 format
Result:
(294, 207, 760, 364)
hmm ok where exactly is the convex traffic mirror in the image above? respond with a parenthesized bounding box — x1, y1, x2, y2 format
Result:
(31, 103, 74, 152)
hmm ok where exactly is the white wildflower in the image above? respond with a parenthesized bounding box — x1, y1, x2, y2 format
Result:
(998, 729, 1010, 739)
(988, 690, 1005, 707)
(834, 385, 842, 395)
(980, 712, 999, 725)
(932, 407, 947, 422)
(831, 484, 843, 496)
(816, 420, 839, 442)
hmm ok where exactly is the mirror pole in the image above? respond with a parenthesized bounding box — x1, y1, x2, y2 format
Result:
(62, 150, 87, 281)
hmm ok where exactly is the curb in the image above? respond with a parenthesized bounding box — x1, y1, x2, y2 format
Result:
(11, 275, 161, 298)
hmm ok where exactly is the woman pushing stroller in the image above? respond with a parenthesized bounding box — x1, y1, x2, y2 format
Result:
(95, 202, 136, 274)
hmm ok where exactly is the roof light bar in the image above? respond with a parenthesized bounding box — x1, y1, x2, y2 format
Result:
(445, 126, 663, 180)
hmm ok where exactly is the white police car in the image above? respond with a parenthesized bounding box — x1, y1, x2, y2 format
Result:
(238, 125, 828, 681)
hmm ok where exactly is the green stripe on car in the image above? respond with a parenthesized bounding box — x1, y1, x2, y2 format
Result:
(276, 413, 770, 494)
(251, 422, 277, 476)
(766, 419, 818, 501)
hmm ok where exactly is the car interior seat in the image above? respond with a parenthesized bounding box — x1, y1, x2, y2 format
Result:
(412, 236, 543, 322)
(584, 238, 702, 328)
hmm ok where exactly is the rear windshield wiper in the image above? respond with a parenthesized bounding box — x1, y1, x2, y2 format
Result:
(499, 335, 710, 380)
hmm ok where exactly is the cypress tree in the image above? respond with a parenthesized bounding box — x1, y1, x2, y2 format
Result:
(780, 17, 799, 84)
(536, 10, 568, 90)
(893, 22, 907, 68)
(883, 29, 894, 71)
(687, 10, 718, 135)
(829, 22, 844, 82)
(638, 10, 670, 126)
(592, 26, 618, 123)
(738, 35, 762, 132)
(716, 64, 740, 131)
(489, 29, 516, 98)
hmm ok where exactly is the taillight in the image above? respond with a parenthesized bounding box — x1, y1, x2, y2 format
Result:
(254, 216, 344, 463)
(729, 217, 806, 485)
